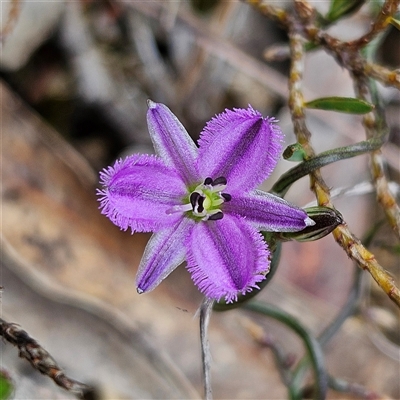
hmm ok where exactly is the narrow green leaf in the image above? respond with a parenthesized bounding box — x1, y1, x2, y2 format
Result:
(325, 0, 365, 22)
(271, 137, 384, 197)
(305, 97, 374, 114)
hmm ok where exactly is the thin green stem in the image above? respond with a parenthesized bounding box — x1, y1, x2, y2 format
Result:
(243, 302, 328, 400)
(291, 222, 379, 390)
(328, 375, 379, 398)
(319, 267, 363, 346)
(291, 265, 363, 389)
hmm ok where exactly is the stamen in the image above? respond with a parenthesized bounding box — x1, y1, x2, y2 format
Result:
(207, 212, 224, 221)
(222, 193, 232, 202)
(188, 176, 230, 221)
(197, 196, 205, 213)
(166, 177, 232, 219)
(213, 177, 227, 186)
(190, 192, 201, 208)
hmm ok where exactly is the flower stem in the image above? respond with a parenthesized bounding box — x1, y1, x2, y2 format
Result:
(200, 297, 214, 400)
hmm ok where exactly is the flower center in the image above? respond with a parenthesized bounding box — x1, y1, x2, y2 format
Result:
(166, 177, 231, 221)
(189, 177, 231, 221)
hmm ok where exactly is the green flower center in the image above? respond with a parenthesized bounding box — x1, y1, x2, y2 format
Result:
(166, 177, 231, 221)
(189, 177, 231, 221)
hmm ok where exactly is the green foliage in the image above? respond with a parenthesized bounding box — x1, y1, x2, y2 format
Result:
(0, 371, 13, 400)
(305, 97, 374, 114)
(325, 0, 366, 23)
(272, 137, 383, 197)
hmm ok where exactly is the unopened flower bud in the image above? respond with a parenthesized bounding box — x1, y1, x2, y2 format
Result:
(283, 143, 306, 161)
(279, 206, 343, 242)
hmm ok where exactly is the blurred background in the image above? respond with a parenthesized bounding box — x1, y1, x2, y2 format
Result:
(1, 1, 399, 399)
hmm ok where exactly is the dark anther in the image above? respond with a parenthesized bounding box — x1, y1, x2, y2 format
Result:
(212, 176, 227, 186)
(197, 196, 205, 213)
(204, 177, 213, 185)
(208, 212, 224, 221)
(190, 192, 200, 209)
(221, 193, 231, 202)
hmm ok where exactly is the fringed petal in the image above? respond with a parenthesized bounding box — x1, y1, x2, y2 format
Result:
(147, 101, 200, 185)
(225, 189, 315, 232)
(136, 218, 194, 293)
(98, 154, 187, 232)
(186, 214, 270, 302)
(197, 106, 283, 193)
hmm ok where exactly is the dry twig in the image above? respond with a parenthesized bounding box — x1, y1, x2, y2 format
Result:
(245, 0, 400, 308)
(0, 318, 93, 398)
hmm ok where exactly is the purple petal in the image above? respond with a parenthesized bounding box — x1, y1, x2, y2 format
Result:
(186, 215, 270, 302)
(98, 154, 187, 232)
(224, 189, 315, 232)
(147, 101, 200, 184)
(197, 106, 283, 193)
(136, 218, 194, 293)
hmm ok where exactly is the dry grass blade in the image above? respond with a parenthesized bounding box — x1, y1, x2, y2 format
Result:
(129, 1, 288, 99)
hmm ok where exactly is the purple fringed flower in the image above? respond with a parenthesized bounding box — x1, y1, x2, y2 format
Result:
(98, 101, 314, 302)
